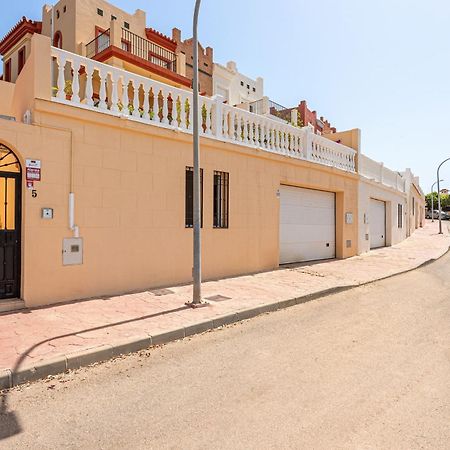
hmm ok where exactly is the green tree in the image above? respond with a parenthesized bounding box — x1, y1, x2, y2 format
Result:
(426, 192, 450, 210)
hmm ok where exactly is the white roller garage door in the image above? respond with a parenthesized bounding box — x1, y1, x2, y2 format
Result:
(279, 185, 336, 264)
(370, 198, 386, 249)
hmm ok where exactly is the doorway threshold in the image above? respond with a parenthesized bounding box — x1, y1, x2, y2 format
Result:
(0, 299, 26, 314)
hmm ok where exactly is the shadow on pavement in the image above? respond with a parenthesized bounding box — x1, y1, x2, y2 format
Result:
(0, 304, 190, 441)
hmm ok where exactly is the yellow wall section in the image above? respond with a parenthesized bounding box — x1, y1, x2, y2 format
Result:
(0, 97, 359, 307)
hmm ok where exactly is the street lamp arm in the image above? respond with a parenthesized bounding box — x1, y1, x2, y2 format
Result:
(438, 157, 450, 172)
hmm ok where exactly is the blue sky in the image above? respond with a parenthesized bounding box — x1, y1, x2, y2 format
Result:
(2, 0, 450, 192)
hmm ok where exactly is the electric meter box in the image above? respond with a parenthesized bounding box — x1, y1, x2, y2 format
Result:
(62, 238, 83, 266)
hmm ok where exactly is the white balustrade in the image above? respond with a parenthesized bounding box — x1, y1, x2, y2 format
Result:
(50, 46, 356, 173)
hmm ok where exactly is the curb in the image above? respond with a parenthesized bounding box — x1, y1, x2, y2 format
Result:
(2, 244, 449, 391)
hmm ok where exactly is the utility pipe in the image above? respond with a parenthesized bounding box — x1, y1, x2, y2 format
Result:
(33, 121, 79, 237)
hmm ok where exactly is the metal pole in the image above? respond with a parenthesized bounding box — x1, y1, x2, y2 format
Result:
(51, 5, 55, 89)
(437, 158, 450, 234)
(192, 0, 202, 304)
(430, 180, 443, 222)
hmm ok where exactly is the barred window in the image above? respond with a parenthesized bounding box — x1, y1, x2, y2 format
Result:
(398, 204, 403, 228)
(185, 167, 203, 228)
(213, 171, 229, 228)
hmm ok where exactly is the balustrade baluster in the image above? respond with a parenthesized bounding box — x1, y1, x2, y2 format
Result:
(56, 54, 66, 101)
(150, 87, 157, 122)
(85, 64, 94, 107)
(98, 69, 107, 110)
(187, 96, 193, 130)
(178, 94, 186, 129)
(205, 102, 212, 135)
(131, 80, 140, 118)
(223, 109, 229, 138)
(122, 76, 129, 115)
(161, 89, 169, 124)
(142, 84, 150, 120)
(71, 60, 80, 103)
(110, 72, 119, 113)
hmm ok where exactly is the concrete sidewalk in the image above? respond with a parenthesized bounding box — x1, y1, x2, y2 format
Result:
(1, 221, 449, 389)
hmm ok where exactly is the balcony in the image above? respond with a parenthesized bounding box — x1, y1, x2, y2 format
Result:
(50, 46, 357, 174)
(249, 97, 294, 124)
(85, 27, 190, 88)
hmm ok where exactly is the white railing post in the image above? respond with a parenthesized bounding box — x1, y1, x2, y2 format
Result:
(304, 127, 312, 160)
(212, 95, 224, 139)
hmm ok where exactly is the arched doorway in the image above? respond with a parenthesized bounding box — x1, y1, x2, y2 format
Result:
(0, 143, 21, 300)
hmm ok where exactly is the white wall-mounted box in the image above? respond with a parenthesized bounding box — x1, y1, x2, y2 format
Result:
(62, 238, 83, 266)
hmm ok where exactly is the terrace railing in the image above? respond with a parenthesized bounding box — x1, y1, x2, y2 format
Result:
(85, 28, 177, 73)
(50, 47, 356, 173)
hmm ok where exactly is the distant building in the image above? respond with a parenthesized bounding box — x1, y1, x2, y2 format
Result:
(213, 61, 263, 105)
(172, 27, 213, 96)
(0, 0, 191, 88)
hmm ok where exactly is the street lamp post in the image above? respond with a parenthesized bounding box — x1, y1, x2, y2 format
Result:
(430, 179, 444, 222)
(192, 0, 202, 305)
(437, 158, 450, 234)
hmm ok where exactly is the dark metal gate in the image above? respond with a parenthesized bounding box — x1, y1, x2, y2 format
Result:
(0, 144, 21, 300)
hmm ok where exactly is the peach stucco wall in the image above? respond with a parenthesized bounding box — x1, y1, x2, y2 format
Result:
(0, 96, 359, 307)
(0, 81, 15, 117)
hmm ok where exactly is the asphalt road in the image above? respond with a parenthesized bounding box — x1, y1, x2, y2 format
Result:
(1, 252, 450, 449)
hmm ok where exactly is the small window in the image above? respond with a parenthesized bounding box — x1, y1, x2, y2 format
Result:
(247, 84, 250, 90)
(111, 15, 117, 20)
(398, 204, 403, 228)
(97, 8, 103, 16)
(252, 87, 256, 92)
(213, 171, 229, 228)
(4, 59, 11, 82)
(240, 81, 244, 86)
(124, 22, 130, 30)
(204, 62, 208, 67)
(56, 10, 60, 19)
(53, 31, 63, 49)
(18, 47, 26, 75)
(63, 6, 67, 13)
(185, 167, 203, 228)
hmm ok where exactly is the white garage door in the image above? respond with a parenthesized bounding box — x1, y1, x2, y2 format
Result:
(370, 199, 386, 249)
(279, 186, 336, 264)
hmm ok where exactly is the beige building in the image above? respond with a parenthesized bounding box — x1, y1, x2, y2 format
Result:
(0, 0, 425, 312)
(1, 0, 191, 89)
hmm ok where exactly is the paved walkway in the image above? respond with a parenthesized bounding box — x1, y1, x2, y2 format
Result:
(1, 221, 449, 384)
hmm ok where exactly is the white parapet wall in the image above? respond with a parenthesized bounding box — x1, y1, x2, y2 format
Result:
(50, 47, 357, 174)
(358, 154, 408, 254)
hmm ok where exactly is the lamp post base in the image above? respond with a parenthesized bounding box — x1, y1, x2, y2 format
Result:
(185, 300, 209, 309)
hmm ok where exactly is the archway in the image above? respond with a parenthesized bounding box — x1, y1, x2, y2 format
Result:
(0, 143, 21, 300)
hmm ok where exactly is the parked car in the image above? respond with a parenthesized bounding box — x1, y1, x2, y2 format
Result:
(426, 210, 450, 220)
